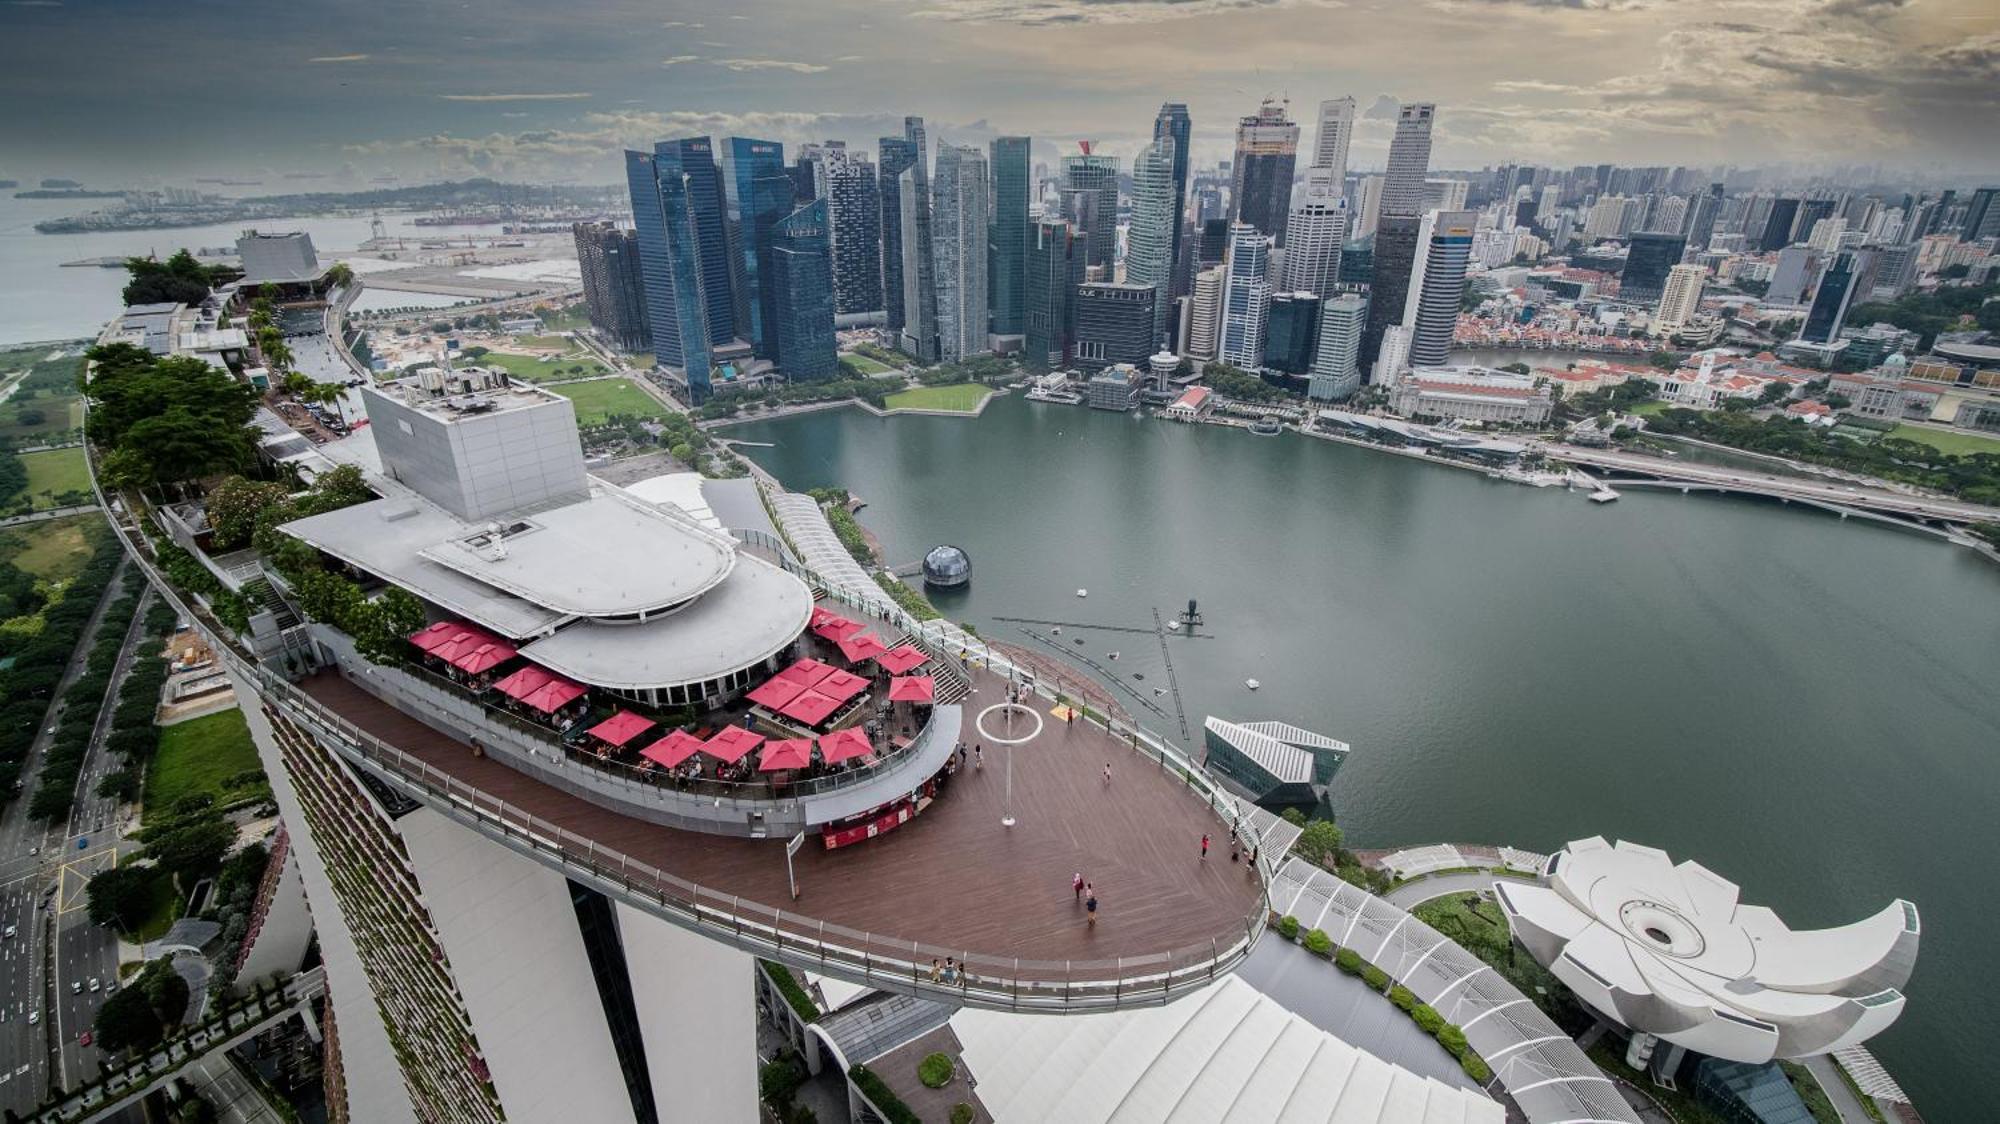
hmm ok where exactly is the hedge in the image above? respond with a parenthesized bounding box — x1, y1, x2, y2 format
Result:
(1461, 1052, 1492, 1083)
(760, 960, 820, 1024)
(1301, 928, 1333, 958)
(950, 1104, 975, 1124)
(1388, 984, 1416, 1012)
(1412, 1003, 1445, 1035)
(1276, 915, 1300, 941)
(1438, 1024, 1468, 1059)
(848, 1065, 921, 1124)
(918, 1051, 956, 1088)
(1333, 947, 1364, 975)
(1361, 964, 1389, 992)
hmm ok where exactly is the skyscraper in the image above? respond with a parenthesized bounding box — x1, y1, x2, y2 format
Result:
(1074, 282, 1157, 370)
(818, 149, 882, 317)
(987, 136, 1031, 344)
(1060, 145, 1120, 276)
(1620, 232, 1687, 306)
(877, 136, 919, 335)
(899, 168, 939, 362)
(1361, 214, 1420, 365)
(624, 148, 713, 397)
(1653, 262, 1706, 337)
(1963, 186, 2000, 241)
(1231, 100, 1300, 246)
(1025, 218, 1081, 370)
(1800, 251, 1858, 344)
(1219, 222, 1272, 368)
(1401, 209, 1476, 368)
(1264, 293, 1319, 374)
(654, 137, 736, 349)
(1380, 104, 1437, 219)
(1685, 183, 1723, 252)
(1761, 197, 1802, 251)
(1309, 291, 1367, 400)
(1311, 96, 1356, 186)
(723, 136, 790, 360)
(1351, 176, 1384, 239)
(770, 199, 838, 381)
(1125, 135, 1180, 348)
(1282, 170, 1348, 299)
(1188, 265, 1223, 362)
(571, 222, 650, 354)
(1154, 103, 1193, 297)
(931, 143, 990, 363)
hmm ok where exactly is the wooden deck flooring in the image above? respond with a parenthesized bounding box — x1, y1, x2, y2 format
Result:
(299, 664, 1264, 971)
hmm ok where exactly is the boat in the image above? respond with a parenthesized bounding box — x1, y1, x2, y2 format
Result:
(1245, 679, 1260, 690)
(1166, 620, 1181, 631)
(1051, 626, 1061, 635)
(1076, 588, 1088, 598)
(1107, 652, 1120, 661)
(1073, 637, 1085, 645)
(1133, 672, 1145, 681)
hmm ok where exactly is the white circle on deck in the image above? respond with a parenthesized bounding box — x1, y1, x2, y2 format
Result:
(975, 702, 1042, 746)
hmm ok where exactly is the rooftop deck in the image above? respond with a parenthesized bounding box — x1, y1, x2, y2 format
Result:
(293, 652, 1267, 999)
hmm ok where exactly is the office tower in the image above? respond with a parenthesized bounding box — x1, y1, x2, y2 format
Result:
(1653, 263, 1706, 337)
(1686, 184, 1722, 252)
(1074, 282, 1158, 369)
(1380, 104, 1437, 219)
(1154, 103, 1193, 296)
(1339, 237, 1372, 285)
(1767, 245, 1820, 306)
(1025, 218, 1081, 369)
(931, 143, 990, 363)
(769, 199, 838, 381)
(1795, 198, 1837, 242)
(1188, 265, 1223, 362)
(815, 150, 882, 317)
(1060, 145, 1120, 275)
(877, 136, 919, 334)
(1650, 195, 1688, 235)
(1125, 136, 1180, 348)
(1219, 222, 1272, 368)
(1264, 293, 1319, 374)
(1536, 184, 1562, 225)
(571, 222, 650, 353)
(1373, 323, 1412, 384)
(723, 137, 790, 359)
(898, 167, 939, 362)
(1361, 214, 1420, 365)
(624, 148, 714, 396)
(1807, 217, 1848, 253)
(1309, 291, 1367, 401)
(1196, 218, 1231, 270)
(1352, 175, 1384, 238)
(1620, 232, 1687, 306)
(1964, 187, 2000, 241)
(988, 136, 1031, 343)
(1231, 100, 1300, 246)
(1400, 210, 1476, 368)
(1282, 171, 1347, 298)
(1421, 178, 1469, 214)
(652, 138, 735, 349)
(1800, 250, 1858, 344)
(1312, 96, 1356, 185)
(1761, 198, 1802, 250)
(904, 116, 929, 180)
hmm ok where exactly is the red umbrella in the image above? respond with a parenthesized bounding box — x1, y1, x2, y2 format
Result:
(586, 709, 655, 749)
(409, 621, 462, 652)
(875, 645, 930, 674)
(703, 725, 766, 765)
(494, 665, 553, 701)
(836, 632, 888, 664)
(640, 730, 705, 769)
(818, 669, 869, 702)
(776, 658, 837, 688)
(521, 677, 586, 714)
(746, 676, 807, 711)
(758, 738, 814, 772)
(779, 689, 842, 727)
(813, 616, 864, 642)
(819, 726, 873, 765)
(888, 675, 934, 703)
(452, 640, 518, 676)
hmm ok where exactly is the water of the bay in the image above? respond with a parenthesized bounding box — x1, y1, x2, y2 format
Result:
(731, 392, 1998, 1118)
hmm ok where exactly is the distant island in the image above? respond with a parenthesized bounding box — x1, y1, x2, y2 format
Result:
(0, 179, 17, 190)
(32, 177, 624, 234)
(16, 188, 125, 200)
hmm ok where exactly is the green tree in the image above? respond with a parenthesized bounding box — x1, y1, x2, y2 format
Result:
(324, 262, 355, 288)
(121, 250, 233, 307)
(93, 985, 164, 1053)
(139, 813, 235, 885)
(1296, 820, 1344, 865)
(86, 864, 163, 931)
(96, 769, 140, 802)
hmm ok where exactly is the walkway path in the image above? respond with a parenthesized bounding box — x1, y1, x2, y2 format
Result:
(1805, 1054, 1877, 1124)
(0, 504, 97, 528)
(1384, 870, 1508, 909)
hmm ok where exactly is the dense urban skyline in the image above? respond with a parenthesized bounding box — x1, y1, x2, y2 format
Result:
(2, 0, 1998, 184)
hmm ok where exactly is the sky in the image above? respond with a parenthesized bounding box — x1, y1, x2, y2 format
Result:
(3, 0, 1999, 189)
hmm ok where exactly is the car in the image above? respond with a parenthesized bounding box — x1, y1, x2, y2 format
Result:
(27, 1011, 38, 1025)
(3, 924, 16, 939)
(26, 846, 35, 856)
(70, 981, 80, 994)
(89, 977, 100, 992)
(79, 1031, 91, 1047)
(77, 837, 88, 851)
(105, 982, 116, 995)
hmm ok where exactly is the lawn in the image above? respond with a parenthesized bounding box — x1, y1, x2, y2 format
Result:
(550, 377, 669, 425)
(477, 350, 609, 383)
(1629, 400, 1670, 417)
(0, 390, 83, 442)
(510, 332, 575, 350)
(128, 868, 184, 943)
(146, 709, 268, 813)
(1887, 424, 2000, 457)
(18, 446, 90, 508)
(0, 512, 107, 578)
(839, 353, 894, 377)
(883, 383, 989, 413)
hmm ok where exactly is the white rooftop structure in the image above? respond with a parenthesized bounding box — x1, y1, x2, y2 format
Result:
(1497, 836, 1919, 1063)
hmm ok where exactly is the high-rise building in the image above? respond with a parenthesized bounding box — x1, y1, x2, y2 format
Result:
(624, 147, 714, 396)
(1060, 145, 1120, 276)
(1074, 282, 1158, 370)
(816, 149, 882, 318)
(1761, 197, 1802, 251)
(1125, 136, 1180, 348)
(1686, 184, 1723, 251)
(1374, 323, 1412, 384)
(1231, 100, 1300, 246)
(1283, 171, 1347, 299)
(1311, 96, 1356, 186)
(1264, 293, 1319, 374)
(1380, 103, 1437, 219)
(1768, 245, 1821, 306)
(1025, 218, 1082, 370)
(1154, 103, 1194, 296)
(1421, 178, 1470, 214)
(1620, 232, 1687, 306)
(1801, 250, 1859, 344)
(1219, 222, 1272, 368)
(1188, 265, 1223, 362)
(931, 143, 990, 363)
(877, 136, 920, 334)
(1361, 214, 1420, 365)
(1795, 198, 1837, 243)
(571, 222, 650, 353)
(1351, 175, 1384, 239)
(1963, 186, 2000, 241)
(655, 137, 735, 349)
(987, 136, 1031, 343)
(1196, 218, 1231, 270)
(898, 166, 939, 362)
(769, 199, 839, 381)
(1401, 209, 1476, 368)
(1653, 262, 1706, 337)
(723, 137, 790, 359)
(1309, 291, 1367, 400)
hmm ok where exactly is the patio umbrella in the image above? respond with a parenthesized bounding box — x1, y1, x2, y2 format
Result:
(836, 632, 888, 664)
(819, 727, 873, 765)
(888, 676, 935, 704)
(875, 645, 930, 675)
(746, 676, 808, 711)
(586, 709, 656, 749)
(758, 738, 814, 772)
(640, 730, 705, 769)
(813, 616, 864, 642)
(703, 725, 766, 765)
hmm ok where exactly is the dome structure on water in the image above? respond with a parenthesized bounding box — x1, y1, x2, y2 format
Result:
(922, 544, 971, 588)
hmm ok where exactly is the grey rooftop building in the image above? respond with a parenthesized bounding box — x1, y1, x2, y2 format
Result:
(1202, 717, 1351, 815)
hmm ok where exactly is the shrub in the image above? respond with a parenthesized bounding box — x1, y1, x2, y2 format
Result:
(760, 1058, 803, 1105)
(760, 960, 819, 1023)
(1333, 947, 1364, 976)
(1388, 984, 1416, 1012)
(950, 1104, 975, 1124)
(918, 1051, 956, 1088)
(1276, 915, 1300, 941)
(1361, 964, 1389, 992)
(849, 1065, 921, 1124)
(1460, 1051, 1492, 1083)
(1438, 1024, 1468, 1059)
(1301, 928, 1333, 958)
(1412, 1003, 1445, 1035)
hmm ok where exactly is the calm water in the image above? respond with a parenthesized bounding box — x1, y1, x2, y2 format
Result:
(732, 393, 1999, 1118)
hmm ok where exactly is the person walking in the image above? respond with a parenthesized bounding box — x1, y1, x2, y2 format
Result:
(973, 744, 983, 770)
(1072, 872, 1085, 901)
(1102, 762, 1111, 784)
(1201, 833, 1210, 860)
(1085, 893, 1098, 929)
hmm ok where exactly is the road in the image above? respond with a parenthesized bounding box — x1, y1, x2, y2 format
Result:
(0, 555, 129, 1119)
(182, 1052, 287, 1124)
(0, 505, 98, 529)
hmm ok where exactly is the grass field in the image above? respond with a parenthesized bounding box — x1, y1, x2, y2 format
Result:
(0, 391, 83, 441)
(839, 353, 894, 377)
(1888, 424, 2000, 457)
(550, 377, 669, 424)
(146, 709, 268, 812)
(883, 383, 988, 413)
(0, 512, 106, 578)
(18, 446, 90, 508)
(477, 350, 610, 383)
(1629, 400, 1670, 417)
(510, 332, 575, 350)
(128, 870, 184, 942)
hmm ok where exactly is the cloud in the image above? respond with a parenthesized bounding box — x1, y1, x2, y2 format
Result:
(1816, 0, 1911, 18)
(836, 55, 866, 62)
(1491, 79, 1590, 94)
(712, 58, 831, 73)
(906, 0, 1342, 27)
(660, 55, 701, 67)
(437, 92, 594, 102)
(308, 53, 370, 63)
(1442, 0, 1657, 9)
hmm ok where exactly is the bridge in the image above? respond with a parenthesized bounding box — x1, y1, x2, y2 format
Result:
(1541, 443, 2000, 535)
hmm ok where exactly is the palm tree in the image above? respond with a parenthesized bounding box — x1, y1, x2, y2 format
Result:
(301, 380, 347, 425)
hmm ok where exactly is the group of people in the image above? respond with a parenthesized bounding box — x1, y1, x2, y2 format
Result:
(1073, 872, 1099, 928)
(945, 740, 982, 776)
(928, 957, 966, 985)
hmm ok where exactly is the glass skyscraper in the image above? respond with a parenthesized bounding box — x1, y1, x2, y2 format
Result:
(1401, 209, 1477, 368)
(1060, 149, 1120, 276)
(931, 143, 990, 363)
(654, 138, 736, 350)
(1620, 231, 1687, 307)
(771, 199, 839, 381)
(1220, 222, 1272, 369)
(723, 137, 790, 360)
(1125, 136, 1179, 350)
(1154, 103, 1193, 297)
(987, 136, 1030, 342)
(1231, 100, 1299, 247)
(624, 148, 713, 398)
(819, 150, 882, 317)
(877, 137, 919, 335)
(1025, 218, 1081, 371)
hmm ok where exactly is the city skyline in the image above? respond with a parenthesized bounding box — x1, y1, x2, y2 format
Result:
(3, 0, 1998, 185)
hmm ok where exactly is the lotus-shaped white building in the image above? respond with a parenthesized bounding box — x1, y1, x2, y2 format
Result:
(1496, 837, 1918, 1063)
